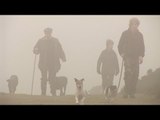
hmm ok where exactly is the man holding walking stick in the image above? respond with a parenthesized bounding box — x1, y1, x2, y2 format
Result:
(118, 17, 145, 98)
(33, 28, 66, 96)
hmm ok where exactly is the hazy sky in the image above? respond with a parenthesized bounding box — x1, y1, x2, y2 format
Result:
(0, 15, 160, 95)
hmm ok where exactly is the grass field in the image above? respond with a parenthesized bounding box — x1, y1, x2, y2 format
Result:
(0, 93, 160, 105)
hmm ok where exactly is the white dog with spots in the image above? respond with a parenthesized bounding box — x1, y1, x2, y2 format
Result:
(74, 78, 86, 104)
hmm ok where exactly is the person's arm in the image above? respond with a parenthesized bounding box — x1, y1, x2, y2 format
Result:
(139, 33, 145, 64)
(33, 40, 40, 55)
(118, 32, 126, 58)
(97, 52, 103, 74)
(60, 47, 66, 62)
(57, 40, 66, 62)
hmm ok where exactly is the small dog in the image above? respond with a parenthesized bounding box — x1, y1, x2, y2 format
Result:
(7, 75, 18, 95)
(105, 85, 118, 102)
(54, 76, 67, 96)
(74, 78, 86, 104)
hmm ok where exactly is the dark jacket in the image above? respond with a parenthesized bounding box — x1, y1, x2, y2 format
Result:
(34, 36, 66, 72)
(118, 29, 145, 58)
(97, 49, 119, 75)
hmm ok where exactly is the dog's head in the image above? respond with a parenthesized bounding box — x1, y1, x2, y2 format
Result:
(7, 75, 18, 82)
(74, 78, 84, 90)
(10, 75, 18, 80)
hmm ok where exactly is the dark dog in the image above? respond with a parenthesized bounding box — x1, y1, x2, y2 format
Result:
(7, 75, 18, 95)
(54, 76, 67, 96)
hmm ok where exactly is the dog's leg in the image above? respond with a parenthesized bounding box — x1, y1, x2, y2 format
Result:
(64, 84, 66, 96)
(75, 96, 79, 104)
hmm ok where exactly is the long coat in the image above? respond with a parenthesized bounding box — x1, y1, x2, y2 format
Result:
(118, 29, 145, 59)
(97, 49, 119, 75)
(34, 36, 66, 73)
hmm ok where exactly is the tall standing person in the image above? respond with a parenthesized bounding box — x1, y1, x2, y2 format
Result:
(33, 28, 66, 96)
(118, 18, 145, 98)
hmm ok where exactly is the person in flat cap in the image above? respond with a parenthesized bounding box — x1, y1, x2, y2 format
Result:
(118, 17, 145, 98)
(33, 27, 66, 96)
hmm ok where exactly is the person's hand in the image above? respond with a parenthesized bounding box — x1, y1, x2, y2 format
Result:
(139, 56, 143, 64)
(63, 59, 66, 62)
(62, 58, 66, 62)
(115, 70, 119, 76)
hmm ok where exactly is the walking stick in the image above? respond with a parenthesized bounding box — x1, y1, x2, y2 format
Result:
(117, 58, 124, 91)
(31, 54, 37, 95)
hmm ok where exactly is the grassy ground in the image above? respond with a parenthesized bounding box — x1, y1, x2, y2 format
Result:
(0, 93, 160, 105)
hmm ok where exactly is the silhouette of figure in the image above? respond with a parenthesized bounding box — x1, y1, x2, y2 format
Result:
(97, 39, 119, 95)
(118, 17, 145, 98)
(33, 28, 66, 96)
(147, 69, 153, 75)
(54, 76, 67, 96)
(7, 75, 18, 95)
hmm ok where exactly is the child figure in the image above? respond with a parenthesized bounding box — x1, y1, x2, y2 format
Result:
(97, 39, 119, 96)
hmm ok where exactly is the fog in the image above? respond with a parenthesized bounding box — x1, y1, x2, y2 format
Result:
(0, 15, 160, 96)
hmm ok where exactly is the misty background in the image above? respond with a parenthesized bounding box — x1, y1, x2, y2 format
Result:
(0, 15, 160, 96)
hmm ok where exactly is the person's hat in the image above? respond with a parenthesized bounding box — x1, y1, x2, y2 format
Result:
(44, 27, 53, 33)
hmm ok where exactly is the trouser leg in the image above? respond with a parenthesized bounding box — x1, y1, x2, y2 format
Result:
(130, 60, 139, 96)
(124, 57, 139, 97)
(102, 74, 107, 94)
(40, 69, 48, 95)
(124, 58, 133, 97)
(48, 69, 56, 96)
(102, 74, 114, 95)
(124, 68, 131, 96)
